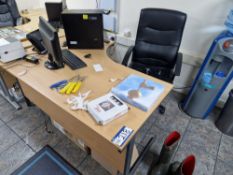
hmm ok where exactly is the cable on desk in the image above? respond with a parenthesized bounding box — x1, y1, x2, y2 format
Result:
(106, 42, 116, 58)
(2, 52, 46, 70)
(95, 0, 99, 8)
(26, 52, 40, 56)
(2, 63, 37, 70)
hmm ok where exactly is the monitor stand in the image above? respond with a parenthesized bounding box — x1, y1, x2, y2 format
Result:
(44, 60, 60, 70)
(44, 54, 63, 70)
(49, 21, 63, 30)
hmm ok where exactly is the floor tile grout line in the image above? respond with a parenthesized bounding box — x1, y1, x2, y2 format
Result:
(0, 114, 4, 123)
(0, 114, 37, 154)
(213, 133, 223, 175)
(137, 115, 191, 153)
(4, 122, 37, 153)
(1, 105, 90, 171)
(1, 102, 39, 125)
(171, 117, 192, 162)
(137, 109, 170, 148)
(2, 105, 49, 141)
(137, 121, 167, 148)
(51, 133, 90, 171)
(135, 108, 163, 146)
(137, 120, 156, 145)
(3, 115, 47, 154)
(0, 92, 224, 175)
(6, 117, 45, 140)
(0, 139, 22, 157)
(137, 110, 191, 148)
(0, 100, 21, 124)
(17, 119, 52, 153)
(77, 154, 90, 169)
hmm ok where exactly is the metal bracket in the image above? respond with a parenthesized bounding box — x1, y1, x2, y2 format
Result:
(123, 136, 156, 175)
(0, 73, 21, 110)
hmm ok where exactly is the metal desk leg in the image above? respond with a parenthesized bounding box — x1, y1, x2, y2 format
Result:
(0, 73, 21, 110)
(123, 138, 135, 175)
(16, 80, 34, 107)
(123, 137, 155, 175)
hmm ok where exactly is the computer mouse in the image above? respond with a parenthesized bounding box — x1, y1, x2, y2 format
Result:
(84, 54, 92, 59)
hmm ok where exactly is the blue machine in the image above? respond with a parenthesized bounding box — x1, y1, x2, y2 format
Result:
(182, 30, 233, 119)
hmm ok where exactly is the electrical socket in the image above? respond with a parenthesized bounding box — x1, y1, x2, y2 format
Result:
(116, 35, 135, 46)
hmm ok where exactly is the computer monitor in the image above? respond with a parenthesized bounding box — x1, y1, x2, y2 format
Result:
(45, 0, 67, 28)
(39, 16, 64, 70)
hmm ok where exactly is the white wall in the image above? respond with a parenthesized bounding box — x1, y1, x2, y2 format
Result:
(16, 0, 97, 10)
(26, 0, 232, 59)
(118, 0, 233, 58)
(117, 0, 233, 104)
(66, 0, 96, 9)
(16, 0, 42, 10)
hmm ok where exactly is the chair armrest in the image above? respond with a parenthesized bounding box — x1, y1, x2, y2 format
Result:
(15, 17, 23, 26)
(174, 52, 183, 76)
(122, 46, 134, 66)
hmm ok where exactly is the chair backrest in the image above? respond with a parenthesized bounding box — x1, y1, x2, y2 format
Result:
(6, 0, 21, 20)
(0, 3, 14, 27)
(133, 8, 187, 68)
(0, 0, 21, 27)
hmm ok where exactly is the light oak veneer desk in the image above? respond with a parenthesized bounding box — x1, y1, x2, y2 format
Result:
(0, 9, 173, 175)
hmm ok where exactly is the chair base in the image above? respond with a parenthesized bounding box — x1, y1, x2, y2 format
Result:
(159, 105, 166, 115)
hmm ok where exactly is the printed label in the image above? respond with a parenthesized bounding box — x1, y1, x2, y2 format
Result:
(83, 14, 88, 20)
(112, 126, 133, 147)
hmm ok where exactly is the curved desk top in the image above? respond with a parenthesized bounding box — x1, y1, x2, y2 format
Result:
(17, 9, 47, 33)
(2, 9, 173, 150)
(0, 9, 173, 172)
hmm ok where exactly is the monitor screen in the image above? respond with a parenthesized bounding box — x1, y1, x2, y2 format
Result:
(45, 2, 63, 23)
(39, 16, 64, 69)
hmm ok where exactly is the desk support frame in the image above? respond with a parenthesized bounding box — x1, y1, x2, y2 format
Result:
(123, 136, 155, 175)
(0, 73, 21, 110)
(16, 79, 34, 107)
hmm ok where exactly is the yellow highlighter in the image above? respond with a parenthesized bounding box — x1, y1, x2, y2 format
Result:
(59, 82, 72, 94)
(72, 76, 86, 94)
(72, 81, 82, 94)
(59, 75, 79, 94)
(66, 82, 76, 95)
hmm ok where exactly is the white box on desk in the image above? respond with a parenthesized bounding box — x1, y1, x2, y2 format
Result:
(0, 37, 25, 63)
(87, 93, 129, 125)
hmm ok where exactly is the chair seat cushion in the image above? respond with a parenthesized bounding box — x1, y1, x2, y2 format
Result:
(133, 56, 175, 68)
(130, 61, 175, 83)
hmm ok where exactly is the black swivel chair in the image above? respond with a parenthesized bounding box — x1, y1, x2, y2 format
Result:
(0, 0, 21, 27)
(122, 8, 187, 114)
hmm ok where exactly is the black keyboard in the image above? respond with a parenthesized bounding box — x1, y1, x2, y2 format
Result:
(62, 49, 87, 70)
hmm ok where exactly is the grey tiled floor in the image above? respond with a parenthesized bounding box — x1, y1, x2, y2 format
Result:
(0, 92, 233, 175)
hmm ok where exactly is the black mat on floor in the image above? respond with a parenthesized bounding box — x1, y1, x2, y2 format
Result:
(12, 145, 82, 175)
